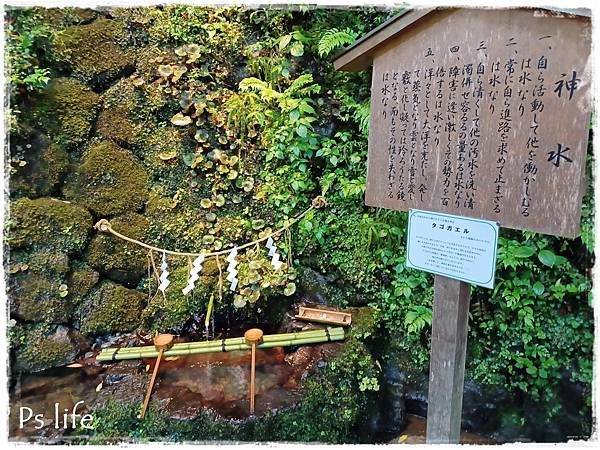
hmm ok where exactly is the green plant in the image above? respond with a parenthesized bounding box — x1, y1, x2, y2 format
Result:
(317, 28, 357, 57)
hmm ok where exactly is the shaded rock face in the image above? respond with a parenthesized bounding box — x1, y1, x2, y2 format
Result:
(8, 127, 69, 198)
(297, 267, 370, 307)
(12, 324, 89, 373)
(78, 280, 146, 336)
(387, 368, 588, 443)
(378, 359, 408, 436)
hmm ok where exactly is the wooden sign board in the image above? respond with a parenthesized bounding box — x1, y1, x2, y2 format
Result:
(365, 8, 591, 238)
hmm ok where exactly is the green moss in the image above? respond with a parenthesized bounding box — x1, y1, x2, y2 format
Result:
(86, 213, 149, 286)
(145, 191, 208, 251)
(84, 401, 242, 444)
(34, 7, 98, 28)
(9, 272, 73, 323)
(7, 250, 76, 323)
(102, 77, 167, 123)
(79, 280, 146, 336)
(63, 141, 148, 216)
(96, 108, 139, 147)
(141, 263, 215, 333)
(348, 306, 378, 340)
(67, 260, 100, 303)
(26, 250, 71, 275)
(52, 19, 134, 86)
(12, 323, 85, 373)
(32, 77, 100, 148)
(9, 127, 69, 198)
(134, 127, 193, 196)
(253, 339, 379, 443)
(7, 197, 92, 253)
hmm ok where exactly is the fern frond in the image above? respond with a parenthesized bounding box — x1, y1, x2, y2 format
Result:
(354, 100, 370, 136)
(317, 28, 357, 57)
(239, 77, 269, 93)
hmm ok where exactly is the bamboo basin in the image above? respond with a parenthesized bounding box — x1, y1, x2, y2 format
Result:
(97, 327, 345, 361)
(295, 306, 351, 326)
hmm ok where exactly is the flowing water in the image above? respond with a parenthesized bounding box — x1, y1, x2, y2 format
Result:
(9, 342, 341, 441)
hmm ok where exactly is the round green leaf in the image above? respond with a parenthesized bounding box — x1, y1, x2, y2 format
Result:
(296, 125, 308, 138)
(283, 282, 296, 296)
(538, 249, 556, 267)
(290, 42, 304, 57)
(514, 245, 535, 258)
(533, 281, 545, 296)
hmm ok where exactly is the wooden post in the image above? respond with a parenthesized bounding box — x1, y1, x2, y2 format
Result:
(426, 275, 471, 444)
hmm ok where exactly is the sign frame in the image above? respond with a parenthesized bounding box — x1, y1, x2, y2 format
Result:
(406, 209, 499, 288)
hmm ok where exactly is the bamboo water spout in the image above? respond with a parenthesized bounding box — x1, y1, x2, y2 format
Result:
(139, 334, 173, 419)
(244, 328, 264, 415)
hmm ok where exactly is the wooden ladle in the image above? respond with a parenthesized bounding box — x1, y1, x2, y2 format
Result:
(244, 328, 264, 415)
(139, 333, 174, 419)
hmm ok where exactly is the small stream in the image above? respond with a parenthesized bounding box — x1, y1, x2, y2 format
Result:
(9, 339, 342, 441)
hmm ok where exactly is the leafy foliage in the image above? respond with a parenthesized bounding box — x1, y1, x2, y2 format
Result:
(317, 28, 357, 57)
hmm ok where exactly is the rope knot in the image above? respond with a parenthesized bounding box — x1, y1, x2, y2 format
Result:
(94, 219, 111, 232)
(312, 196, 327, 209)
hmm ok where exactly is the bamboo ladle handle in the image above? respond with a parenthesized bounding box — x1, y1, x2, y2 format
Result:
(139, 334, 174, 419)
(244, 328, 263, 415)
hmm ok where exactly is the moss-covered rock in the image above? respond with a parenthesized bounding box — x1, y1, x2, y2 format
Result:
(96, 107, 140, 148)
(9, 127, 69, 198)
(79, 280, 146, 335)
(63, 141, 148, 216)
(67, 260, 100, 304)
(102, 74, 167, 122)
(11, 323, 88, 373)
(86, 212, 149, 286)
(52, 19, 135, 87)
(32, 77, 100, 148)
(134, 127, 194, 196)
(9, 271, 73, 324)
(8, 197, 92, 253)
(34, 7, 98, 28)
(348, 306, 378, 340)
(141, 262, 215, 333)
(145, 191, 208, 251)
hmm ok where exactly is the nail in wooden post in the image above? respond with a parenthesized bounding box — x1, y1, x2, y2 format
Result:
(140, 334, 174, 419)
(244, 328, 263, 415)
(426, 275, 471, 444)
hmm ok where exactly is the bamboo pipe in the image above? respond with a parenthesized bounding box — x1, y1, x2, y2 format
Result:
(139, 334, 173, 419)
(98, 330, 344, 361)
(97, 328, 344, 360)
(244, 328, 263, 415)
(98, 333, 345, 361)
(104, 328, 341, 355)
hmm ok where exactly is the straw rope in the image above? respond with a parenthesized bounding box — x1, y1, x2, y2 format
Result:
(93, 196, 327, 258)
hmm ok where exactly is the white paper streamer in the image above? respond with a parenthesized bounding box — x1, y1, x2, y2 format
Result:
(182, 254, 205, 295)
(266, 236, 283, 270)
(226, 247, 238, 292)
(158, 252, 170, 292)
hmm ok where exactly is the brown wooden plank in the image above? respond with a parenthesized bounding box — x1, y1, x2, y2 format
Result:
(364, 8, 591, 237)
(426, 275, 471, 444)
